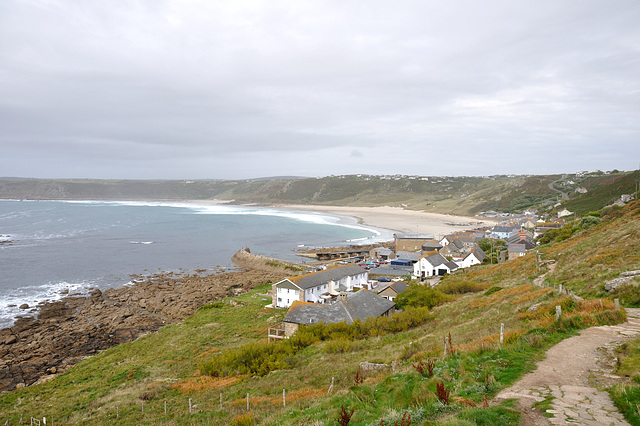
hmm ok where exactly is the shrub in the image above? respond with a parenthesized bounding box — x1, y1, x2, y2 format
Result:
(484, 286, 503, 296)
(395, 284, 451, 309)
(578, 216, 601, 229)
(325, 338, 360, 354)
(438, 279, 486, 295)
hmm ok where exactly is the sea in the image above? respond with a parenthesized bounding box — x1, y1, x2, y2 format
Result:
(0, 200, 393, 328)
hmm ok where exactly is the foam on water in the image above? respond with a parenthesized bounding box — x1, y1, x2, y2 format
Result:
(0, 280, 95, 329)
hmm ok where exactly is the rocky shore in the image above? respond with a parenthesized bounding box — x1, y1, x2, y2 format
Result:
(0, 255, 290, 392)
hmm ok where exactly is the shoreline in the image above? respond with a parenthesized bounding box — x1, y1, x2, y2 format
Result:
(268, 204, 497, 238)
(184, 199, 498, 238)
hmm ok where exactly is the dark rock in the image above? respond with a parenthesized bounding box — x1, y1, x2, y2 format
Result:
(19, 304, 29, 310)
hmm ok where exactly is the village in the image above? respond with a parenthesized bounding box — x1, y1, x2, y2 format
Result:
(266, 208, 585, 341)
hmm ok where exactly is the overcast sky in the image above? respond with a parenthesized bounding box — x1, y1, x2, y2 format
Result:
(1, 1, 639, 179)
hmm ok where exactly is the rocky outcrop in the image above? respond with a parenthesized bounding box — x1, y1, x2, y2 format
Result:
(605, 270, 640, 292)
(231, 247, 305, 274)
(0, 268, 287, 392)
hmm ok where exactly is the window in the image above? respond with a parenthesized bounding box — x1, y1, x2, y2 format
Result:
(277, 298, 282, 302)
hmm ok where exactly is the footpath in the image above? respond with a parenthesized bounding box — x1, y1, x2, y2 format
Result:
(497, 308, 640, 425)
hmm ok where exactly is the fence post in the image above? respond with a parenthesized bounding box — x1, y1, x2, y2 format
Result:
(500, 323, 504, 344)
(443, 336, 447, 356)
(142, 401, 144, 414)
(558, 284, 563, 294)
(189, 398, 192, 414)
(615, 298, 621, 311)
(247, 393, 250, 411)
(220, 392, 223, 410)
(164, 400, 167, 415)
(555, 305, 561, 321)
(327, 377, 334, 395)
(283, 389, 286, 407)
(116, 407, 119, 419)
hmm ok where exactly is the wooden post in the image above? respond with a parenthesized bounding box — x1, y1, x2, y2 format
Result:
(443, 336, 447, 356)
(556, 305, 561, 320)
(220, 392, 223, 410)
(189, 398, 192, 414)
(116, 407, 119, 419)
(283, 389, 286, 407)
(600, 300, 604, 309)
(558, 284, 563, 294)
(500, 323, 504, 344)
(246, 393, 250, 411)
(327, 377, 334, 395)
(142, 401, 144, 414)
(615, 298, 620, 311)
(164, 401, 167, 415)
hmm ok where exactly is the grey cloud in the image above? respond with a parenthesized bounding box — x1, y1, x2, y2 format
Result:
(0, 0, 638, 179)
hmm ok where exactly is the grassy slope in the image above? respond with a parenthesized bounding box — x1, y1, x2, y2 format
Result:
(1, 204, 638, 424)
(559, 170, 640, 216)
(541, 200, 640, 299)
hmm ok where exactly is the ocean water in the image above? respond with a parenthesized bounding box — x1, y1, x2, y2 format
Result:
(0, 200, 392, 328)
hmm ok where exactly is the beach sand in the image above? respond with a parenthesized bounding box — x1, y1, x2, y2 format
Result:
(274, 204, 497, 238)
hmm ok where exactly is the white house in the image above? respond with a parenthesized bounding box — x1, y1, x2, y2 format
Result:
(272, 264, 369, 309)
(558, 208, 573, 218)
(413, 252, 459, 279)
(455, 247, 487, 269)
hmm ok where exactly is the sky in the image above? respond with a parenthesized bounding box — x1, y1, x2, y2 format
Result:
(1, 1, 639, 180)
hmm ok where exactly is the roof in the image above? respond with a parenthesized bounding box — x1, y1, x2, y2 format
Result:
(373, 247, 393, 256)
(395, 251, 421, 262)
(286, 264, 367, 290)
(465, 246, 487, 262)
(283, 290, 395, 325)
(420, 252, 449, 267)
(395, 233, 435, 240)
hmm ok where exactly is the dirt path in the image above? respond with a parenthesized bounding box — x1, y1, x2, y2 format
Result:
(496, 308, 640, 425)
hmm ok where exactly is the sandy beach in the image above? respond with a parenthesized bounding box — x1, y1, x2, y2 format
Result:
(275, 204, 497, 238)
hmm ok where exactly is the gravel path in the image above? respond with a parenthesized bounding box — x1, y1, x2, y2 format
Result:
(496, 308, 640, 425)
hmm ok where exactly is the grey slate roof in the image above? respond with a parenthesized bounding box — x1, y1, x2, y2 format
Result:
(422, 252, 448, 267)
(285, 264, 367, 290)
(283, 290, 395, 326)
(395, 233, 435, 240)
(395, 251, 421, 262)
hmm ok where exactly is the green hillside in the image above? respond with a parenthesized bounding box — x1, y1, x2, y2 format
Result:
(1, 202, 638, 424)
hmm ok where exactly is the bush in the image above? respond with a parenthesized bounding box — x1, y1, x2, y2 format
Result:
(395, 284, 451, 309)
(438, 279, 486, 295)
(578, 216, 601, 229)
(325, 338, 360, 354)
(484, 286, 503, 296)
(199, 341, 298, 377)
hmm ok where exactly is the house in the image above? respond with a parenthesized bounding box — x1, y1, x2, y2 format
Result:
(394, 233, 436, 252)
(282, 290, 395, 336)
(370, 247, 395, 261)
(490, 225, 521, 239)
(390, 251, 421, 267)
(557, 208, 573, 218)
(421, 241, 443, 252)
(506, 230, 536, 250)
(508, 244, 527, 260)
(456, 245, 487, 268)
(377, 281, 408, 301)
(413, 251, 459, 279)
(272, 264, 368, 309)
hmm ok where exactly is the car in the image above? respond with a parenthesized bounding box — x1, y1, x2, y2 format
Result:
(378, 277, 391, 282)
